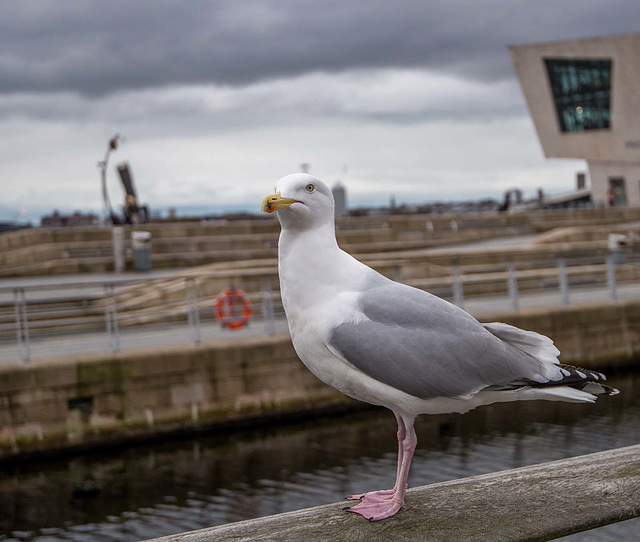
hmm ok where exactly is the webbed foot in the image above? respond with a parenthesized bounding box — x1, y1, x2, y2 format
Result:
(344, 497, 403, 521)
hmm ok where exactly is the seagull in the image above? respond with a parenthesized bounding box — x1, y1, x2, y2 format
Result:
(261, 173, 619, 521)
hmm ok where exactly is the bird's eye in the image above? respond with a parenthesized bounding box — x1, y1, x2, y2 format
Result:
(305, 183, 315, 193)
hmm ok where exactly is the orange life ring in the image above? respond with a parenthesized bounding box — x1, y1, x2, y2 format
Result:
(214, 287, 253, 329)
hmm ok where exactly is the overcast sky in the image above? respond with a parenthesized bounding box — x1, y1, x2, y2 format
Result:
(1, 1, 638, 220)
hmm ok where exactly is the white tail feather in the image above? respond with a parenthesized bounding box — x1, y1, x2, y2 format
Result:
(483, 322, 562, 381)
(516, 386, 597, 403)
(473, 385, 598, 410)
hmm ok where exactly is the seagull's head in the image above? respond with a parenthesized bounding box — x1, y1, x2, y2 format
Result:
(261, 173, 335, 230)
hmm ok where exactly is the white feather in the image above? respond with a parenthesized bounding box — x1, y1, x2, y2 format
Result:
(483, 322, 562, 381)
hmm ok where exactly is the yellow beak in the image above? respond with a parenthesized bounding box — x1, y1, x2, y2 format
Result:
(261, 192, 297, 213)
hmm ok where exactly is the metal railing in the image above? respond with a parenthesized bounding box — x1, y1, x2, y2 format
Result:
(0, 274, 287, 362)
(1, 247, 639, 363)
(425, 249, 638, 311)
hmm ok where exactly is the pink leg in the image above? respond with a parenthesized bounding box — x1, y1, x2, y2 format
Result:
(346, 414, 405, 502)
(346, 416, 417, 520)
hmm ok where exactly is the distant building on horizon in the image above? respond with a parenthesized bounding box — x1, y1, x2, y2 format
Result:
(41, 210, 100, 228)
(510, 33, 640, 207)
(332, 181, 347, 217)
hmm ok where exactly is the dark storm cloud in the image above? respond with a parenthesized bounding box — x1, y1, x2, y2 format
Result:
(1, 0, 638, 96)
(0, 72, 524, 130)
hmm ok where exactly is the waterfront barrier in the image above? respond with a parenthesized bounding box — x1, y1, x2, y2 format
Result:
(144, 444, 640, 542)
(4, 244, 640, 362)
(0, 212, 524, 277)
(3, 206, 640, 278)
(0, 299, 639, 461)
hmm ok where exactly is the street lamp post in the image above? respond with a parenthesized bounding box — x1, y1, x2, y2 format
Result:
(98, 134, 122, 224)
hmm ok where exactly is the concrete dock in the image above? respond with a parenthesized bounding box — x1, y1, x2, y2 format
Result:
(1, 299, 639, 462)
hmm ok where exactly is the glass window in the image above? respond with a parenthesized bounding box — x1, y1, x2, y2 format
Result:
(544, 58, 613, 133)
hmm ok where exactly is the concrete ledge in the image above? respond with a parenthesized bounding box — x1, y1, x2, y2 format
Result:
(1, 301, 639, 460)
(145, 444, 640, 542)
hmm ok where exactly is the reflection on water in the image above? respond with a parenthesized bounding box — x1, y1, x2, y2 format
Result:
(0, 373, 639, 541)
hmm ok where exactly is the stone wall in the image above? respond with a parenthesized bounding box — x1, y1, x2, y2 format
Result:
(0, 333, 346, 460)
(0, 300, 639, 461)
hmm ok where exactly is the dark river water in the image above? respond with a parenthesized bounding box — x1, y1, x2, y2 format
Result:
(1, 373, 639, 542)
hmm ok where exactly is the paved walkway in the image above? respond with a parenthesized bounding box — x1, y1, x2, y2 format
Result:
(0, 269, 188, 302)
(464, 281, 640, 314)
(1, 318, 290, 364)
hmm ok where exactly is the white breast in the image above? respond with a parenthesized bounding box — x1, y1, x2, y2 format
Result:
(276, 225, 449, 415)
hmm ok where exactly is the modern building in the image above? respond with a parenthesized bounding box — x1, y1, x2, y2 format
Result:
(332, 181, 347, 217)
(510, 33, 640, 207)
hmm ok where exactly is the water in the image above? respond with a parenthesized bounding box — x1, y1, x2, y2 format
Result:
(1, 373, 639, 541)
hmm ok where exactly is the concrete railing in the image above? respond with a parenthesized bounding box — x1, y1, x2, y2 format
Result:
(146, 444, 640, 542)
(4, 206, 640, 277)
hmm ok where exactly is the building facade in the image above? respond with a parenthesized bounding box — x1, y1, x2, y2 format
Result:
(40, 210, 100, 227)
(332, 181, 347, 217)
(510, 33, 640, 206)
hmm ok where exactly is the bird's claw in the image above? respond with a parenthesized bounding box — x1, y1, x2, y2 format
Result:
(345, 488, 395, 502)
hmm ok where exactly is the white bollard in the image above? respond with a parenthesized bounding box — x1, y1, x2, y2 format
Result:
(112, 226, 126, 273)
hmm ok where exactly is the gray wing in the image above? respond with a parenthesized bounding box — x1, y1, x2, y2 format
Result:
(329, 280, 558, 399)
